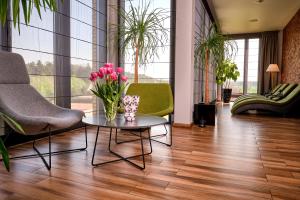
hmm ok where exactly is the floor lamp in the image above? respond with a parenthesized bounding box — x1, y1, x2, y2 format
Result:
(266, 64, 280, 90)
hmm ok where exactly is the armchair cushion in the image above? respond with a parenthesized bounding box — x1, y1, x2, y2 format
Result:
(126, 83, 173, 117)
(0, 51, 30, 84)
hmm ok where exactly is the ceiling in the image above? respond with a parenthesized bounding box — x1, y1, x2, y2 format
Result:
(209, 0, 300, 34)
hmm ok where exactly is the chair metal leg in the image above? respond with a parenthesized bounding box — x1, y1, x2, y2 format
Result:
(32, 128, 51, 170)
(115, 123, 172, 147)
(6, 125, 88, 170)
(150, 123, 172, 146)
(91, 127, 152, 170)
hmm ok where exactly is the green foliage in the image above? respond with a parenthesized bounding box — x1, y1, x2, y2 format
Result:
(194, 24, 237, 69)
(0, 0, 62, 32)
(115, 0, 169, 67)
(0, 112, 24, 171)
(91, 81, 126, 106)
(216, 59, 240, 89)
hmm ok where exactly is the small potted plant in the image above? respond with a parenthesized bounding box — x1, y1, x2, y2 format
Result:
(89, 63, 128, 121)
(216, 60, 240, 103)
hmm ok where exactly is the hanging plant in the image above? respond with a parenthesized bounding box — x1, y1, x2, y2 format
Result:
(0, 0, 62, 32)
(114, 0, 169, 83)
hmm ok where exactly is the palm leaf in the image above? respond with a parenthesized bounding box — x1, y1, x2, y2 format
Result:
(0, 112, 24, 171)
(0, 0, 62, 32)
(113, 0, 170, 72)
(0, 138, 9, 171)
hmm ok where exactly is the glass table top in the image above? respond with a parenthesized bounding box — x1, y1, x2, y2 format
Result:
(82, 113, 167, 129)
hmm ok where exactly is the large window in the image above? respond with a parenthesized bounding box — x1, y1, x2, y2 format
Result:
(70, 0, 107, 113)
(121, 0, 173, 84)
(10, 0, 107, 114)
(230, 38, 260, 95)
(11, 6, 55, 103)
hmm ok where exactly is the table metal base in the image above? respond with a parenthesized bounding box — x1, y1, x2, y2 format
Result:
(115, 123, 172, 146)
(91, 126, 153, 170)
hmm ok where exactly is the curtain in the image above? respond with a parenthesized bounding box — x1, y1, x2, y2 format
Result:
(258, 31, 279, 94)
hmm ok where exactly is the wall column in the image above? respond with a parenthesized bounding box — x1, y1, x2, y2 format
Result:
(174, 0, 195, 126)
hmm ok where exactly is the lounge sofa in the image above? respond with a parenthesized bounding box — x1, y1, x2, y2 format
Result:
(231, 83, 300, 115)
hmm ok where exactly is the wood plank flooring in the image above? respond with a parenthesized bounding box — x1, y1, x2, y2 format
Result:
(1, 104, 300, 200)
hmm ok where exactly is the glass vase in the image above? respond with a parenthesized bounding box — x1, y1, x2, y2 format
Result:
(103, 100, 118, 121)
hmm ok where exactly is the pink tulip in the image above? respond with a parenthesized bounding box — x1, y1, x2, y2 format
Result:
(89, 72, 98, 82)
(106, 67, 114, 74)
(97, 72, 104, 79)
(99, 67, 107, 74)
(121, 75, 128, 82)
(110, 72, 118, 81)
(104, 63, 114, 68)
(116, 67, 124, 74)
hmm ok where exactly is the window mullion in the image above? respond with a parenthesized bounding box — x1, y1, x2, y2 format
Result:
(244, 39, 249, 94)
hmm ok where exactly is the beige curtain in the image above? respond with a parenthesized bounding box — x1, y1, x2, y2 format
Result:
(258, 31, 279, 94)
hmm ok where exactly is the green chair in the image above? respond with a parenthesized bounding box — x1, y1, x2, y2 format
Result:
(126, 83, 174, 117)
(117, 83, 174, 146)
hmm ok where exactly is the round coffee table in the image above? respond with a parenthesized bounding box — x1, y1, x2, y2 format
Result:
(83, 114, 170, 169)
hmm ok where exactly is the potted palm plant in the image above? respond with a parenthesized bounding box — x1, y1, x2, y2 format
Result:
(0, 112, 24, 171)
(115, 1, 169, 83)
(216, 59, 240, 103)
(194, 24, 237, 104)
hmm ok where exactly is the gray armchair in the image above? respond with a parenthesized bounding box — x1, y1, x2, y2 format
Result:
(0, 51, 87, 170)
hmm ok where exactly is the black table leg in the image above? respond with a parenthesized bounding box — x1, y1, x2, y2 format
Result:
(91, 127, 152, 169)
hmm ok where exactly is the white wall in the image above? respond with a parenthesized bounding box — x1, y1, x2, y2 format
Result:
(174, 0, 195, 125)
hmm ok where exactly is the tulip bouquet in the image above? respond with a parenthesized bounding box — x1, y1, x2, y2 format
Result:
(89, 63, 128, 121)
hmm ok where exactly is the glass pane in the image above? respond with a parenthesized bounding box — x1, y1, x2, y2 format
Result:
(30, 75, 55, 98)
(71, 96, 94, 113)
(231, 39, 245, 95)
(71, 0, 106, 112)
(247, 38, 259, 94)
(123, 0, 171, 83)
(11, 7, 54, 101)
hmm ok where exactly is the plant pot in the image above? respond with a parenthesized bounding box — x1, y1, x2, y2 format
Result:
(223, 88, 232, 103)
(193, 102, 216, 126)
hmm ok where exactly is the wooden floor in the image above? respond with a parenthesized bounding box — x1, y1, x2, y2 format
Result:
(1, 104, 300, 200)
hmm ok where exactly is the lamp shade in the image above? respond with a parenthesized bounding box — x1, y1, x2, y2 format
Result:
(266, 64, 280, 72)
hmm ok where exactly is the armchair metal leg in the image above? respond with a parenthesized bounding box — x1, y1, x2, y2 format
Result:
(6, 125, 88, 170)
(32, 128, 51, 170)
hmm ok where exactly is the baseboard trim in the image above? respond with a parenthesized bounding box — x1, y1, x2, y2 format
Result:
(173, 123, 193, 128)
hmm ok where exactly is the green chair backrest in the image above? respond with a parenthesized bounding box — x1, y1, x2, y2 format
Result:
(126, 83, 174, 116)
